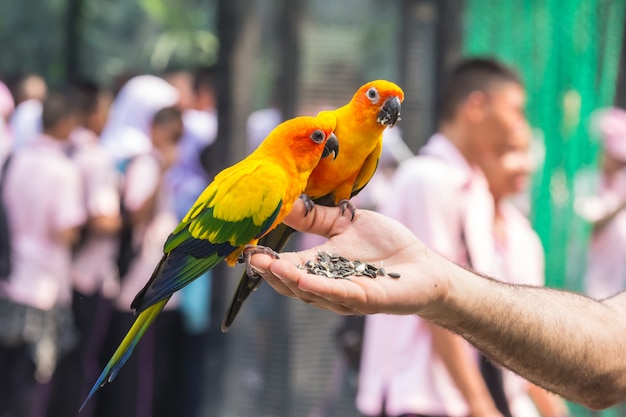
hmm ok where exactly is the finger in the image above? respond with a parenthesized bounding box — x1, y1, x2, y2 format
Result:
(250, 254, 297, 298)
(283, 198, 350, 237)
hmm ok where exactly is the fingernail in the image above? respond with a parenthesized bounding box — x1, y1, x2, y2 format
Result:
(251, 265, 266, 275)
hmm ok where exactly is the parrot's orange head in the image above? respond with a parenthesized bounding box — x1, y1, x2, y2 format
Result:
(264, 114, 339, 169)
(353, 80, 404, 128)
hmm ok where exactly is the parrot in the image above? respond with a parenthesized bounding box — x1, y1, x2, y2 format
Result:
(221, 79, 404, 331)
(79, 113, 340, 411)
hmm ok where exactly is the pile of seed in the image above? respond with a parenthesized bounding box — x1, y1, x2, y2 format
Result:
(298, 250, 400, 280)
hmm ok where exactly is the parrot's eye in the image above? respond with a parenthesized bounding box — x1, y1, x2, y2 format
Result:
(366, 87, 380, 104)
(310, 129, 325, 144)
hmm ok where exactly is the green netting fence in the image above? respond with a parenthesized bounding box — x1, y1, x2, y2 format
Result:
(464, 0, 625, 415)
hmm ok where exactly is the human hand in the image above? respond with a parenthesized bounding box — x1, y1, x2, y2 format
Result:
(250, 199, 452, 316)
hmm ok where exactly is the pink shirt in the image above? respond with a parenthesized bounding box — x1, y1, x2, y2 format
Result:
(579, 170, 626, 299)
(0, 135, 86, 310)
(357, 134, 496, 417)
(69, 128, 121, 296)
(113, 152, 180, 311)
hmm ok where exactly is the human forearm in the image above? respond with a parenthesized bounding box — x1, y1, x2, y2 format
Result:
(89, 214, 121, 235)
(421, 263, 626, 409)
(128, 185, 159, 225)
(57, 226, 81, 246)
(252, 203, 626, 409)
(527, 383, 569, 417)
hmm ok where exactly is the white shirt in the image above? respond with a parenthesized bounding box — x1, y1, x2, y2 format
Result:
(0, 135, 86, 310)
(357, 134, 496, 417)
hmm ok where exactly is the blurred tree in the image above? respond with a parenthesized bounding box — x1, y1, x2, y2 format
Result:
(0, 0, 218, 85)
(0, 0, 66, 82)
(202, 1, 263, 416)
(65, 0, 82, 81)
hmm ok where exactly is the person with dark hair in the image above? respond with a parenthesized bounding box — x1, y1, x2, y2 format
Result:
(0, 88, 86, 417)
(95, 106, 185, 417)
(438, 58, 522, 122)
(44, 80, 120, 417)
(291, 57, 524, 417)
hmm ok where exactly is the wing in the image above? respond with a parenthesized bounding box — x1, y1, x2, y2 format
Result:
(131, 160, 288, 312)
(350, 137, 382, 199)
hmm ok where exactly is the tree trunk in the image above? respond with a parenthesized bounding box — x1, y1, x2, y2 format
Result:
(65, 0, 82, 81)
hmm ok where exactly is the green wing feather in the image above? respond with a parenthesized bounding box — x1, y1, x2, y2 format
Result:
(132, 160, 287, 313)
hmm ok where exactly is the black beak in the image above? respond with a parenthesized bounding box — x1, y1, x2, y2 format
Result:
(321, 132, 339, 160)
(377, 96, 402, 127)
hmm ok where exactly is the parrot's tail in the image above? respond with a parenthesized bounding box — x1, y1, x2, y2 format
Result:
(79, 297, 169, 412)
(221, 223, 296, 332)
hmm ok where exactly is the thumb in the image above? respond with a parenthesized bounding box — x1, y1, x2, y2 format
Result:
(284, 198, 348, 238)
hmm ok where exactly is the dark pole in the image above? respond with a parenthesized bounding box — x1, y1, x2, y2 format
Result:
(398, 0, 439, 152)
(277, 0, 301, 120)
(434, 0, 464, 121)
(65, 0, 82, 81)
(205, 1, 260, 414)
(398, 0, 464, 153)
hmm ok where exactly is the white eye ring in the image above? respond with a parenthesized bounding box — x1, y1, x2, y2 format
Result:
(310, 129, 325, 143)
(366, 87, 380, 104)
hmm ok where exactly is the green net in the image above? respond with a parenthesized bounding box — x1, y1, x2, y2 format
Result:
(464, 0, 625, 414)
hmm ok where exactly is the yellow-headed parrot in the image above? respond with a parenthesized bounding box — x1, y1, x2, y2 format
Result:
(80, 114, 339, 410)
(222, 79, 404, 331)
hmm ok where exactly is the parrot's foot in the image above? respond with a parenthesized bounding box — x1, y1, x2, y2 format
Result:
(240, 245, 280, 279)
(299, 193, 315, 216)
(338, 199, 357, 221)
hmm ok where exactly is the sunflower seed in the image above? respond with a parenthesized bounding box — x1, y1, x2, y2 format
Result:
(298, 250, 400, 280)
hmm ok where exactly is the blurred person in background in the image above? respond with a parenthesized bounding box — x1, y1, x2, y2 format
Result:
(45, 80, 120, 417)
(8, 74, 47, 150)
(0, 89, 86, 417)
(100, 74, 179, 165)
(95, 107, 185, 417)
(479, 123, 569, 417)
(577, 107, 626, 300)
(0, 80, 15, 158)
(167, 66, 218, 417)
(356, 57, 525, 417)
(168, 66, 217, 216)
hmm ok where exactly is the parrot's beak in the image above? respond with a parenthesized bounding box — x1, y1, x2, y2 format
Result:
(322, 132, 339, 160)
(377, 96, 402, 127)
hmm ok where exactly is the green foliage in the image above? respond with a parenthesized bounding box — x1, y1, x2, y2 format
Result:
(0, 0, 66, 82)
(0, 0, 218, 85)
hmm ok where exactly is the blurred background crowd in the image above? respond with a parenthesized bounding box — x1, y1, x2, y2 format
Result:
(0, 0, 625, 417)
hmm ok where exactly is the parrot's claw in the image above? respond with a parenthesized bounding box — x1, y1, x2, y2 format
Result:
(241, 245, 280, 279)
(299, 193, 315, 216)
(338, 199, 357, 221)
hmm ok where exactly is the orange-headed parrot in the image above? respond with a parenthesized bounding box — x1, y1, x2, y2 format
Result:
(222, 79, 404, 331)
(80, 113, 339, 411)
